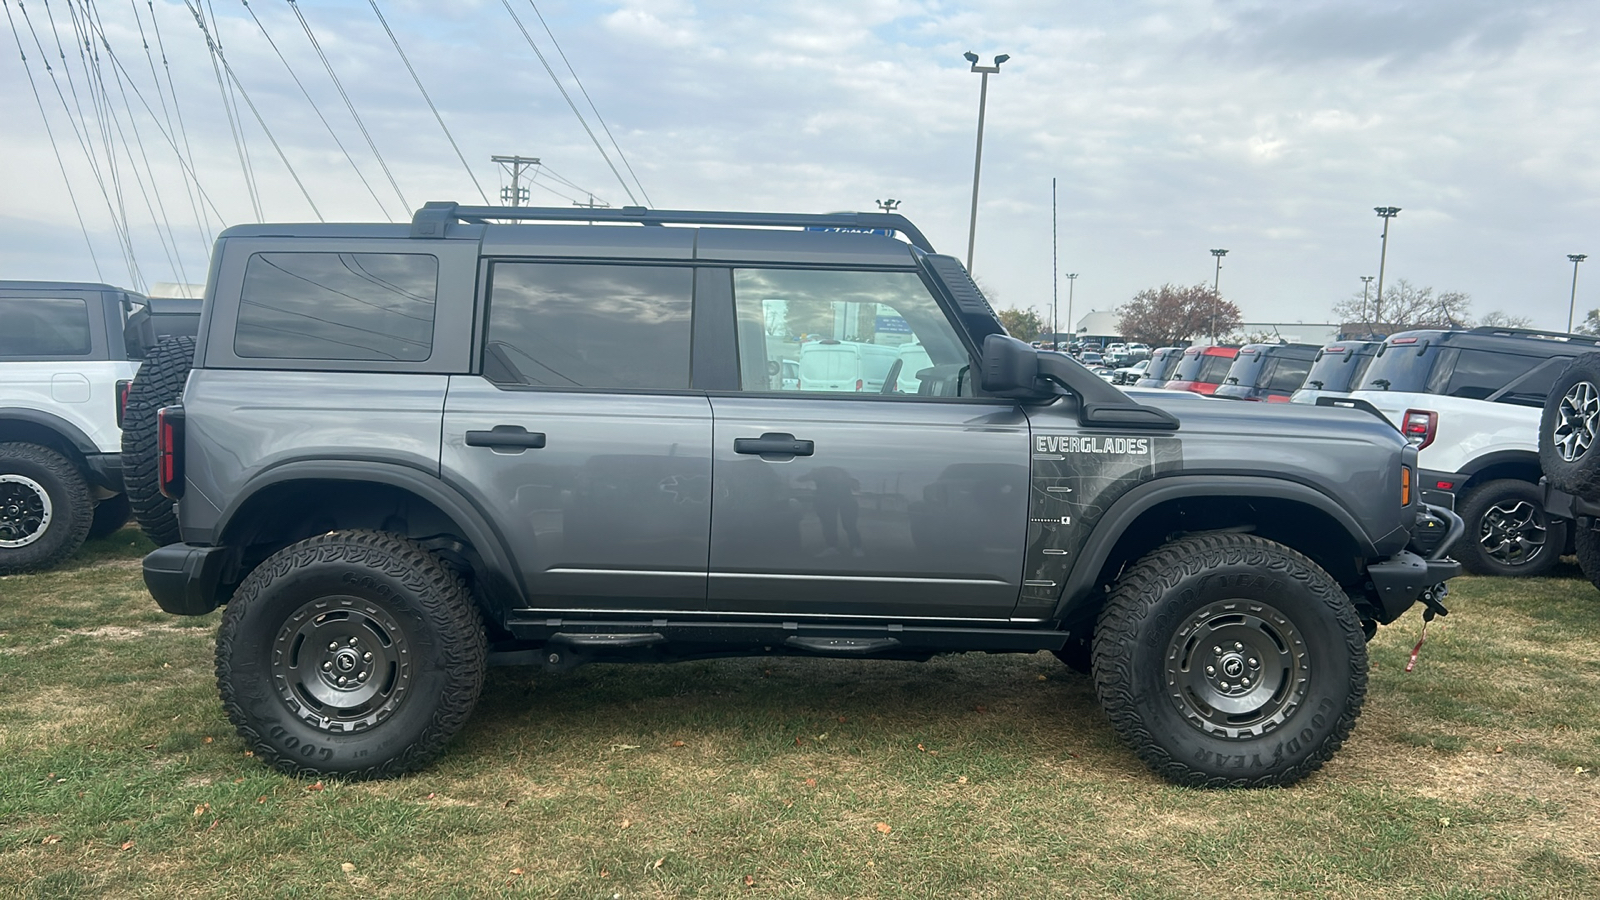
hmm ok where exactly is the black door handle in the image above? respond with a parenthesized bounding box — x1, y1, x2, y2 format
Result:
(734, 433, 814, 458)
(466, 426, 547, 450)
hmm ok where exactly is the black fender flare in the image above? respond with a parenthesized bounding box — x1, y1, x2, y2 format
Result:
(1052, 474, 1379, 620)
(215, 459, 525, 616)
(0, 407, 101, 456)
(1457, 449, 1541, 481)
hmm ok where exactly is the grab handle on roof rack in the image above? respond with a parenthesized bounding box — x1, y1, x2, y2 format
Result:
(407, 201, 936, 252)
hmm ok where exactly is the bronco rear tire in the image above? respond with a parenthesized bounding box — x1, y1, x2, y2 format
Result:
(1092, 533, 1367, 788)
(122, 336, 194, 546)
(0, 442, 93, 575)
(1454, 479, 1565, 577)
(216, 530, 487, 779)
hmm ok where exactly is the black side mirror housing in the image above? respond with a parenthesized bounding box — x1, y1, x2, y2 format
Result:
(980, 334, 1043, 398)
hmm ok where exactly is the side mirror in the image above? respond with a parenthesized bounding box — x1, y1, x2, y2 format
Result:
(980, 334, 1043, 398)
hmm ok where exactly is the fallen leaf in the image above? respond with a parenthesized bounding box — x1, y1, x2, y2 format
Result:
(1578, 767, 1589, 775)
(1036, 674, 1048, 681)
(510, 867, 524, 876)
(143, 744, 156, 750)
(120, 841, 134, 851)
(243, 751, 253, 757)
(203, 736, 214, 744)
(45, 773, 55, 780)
(233, 777, 245, 784)
(600, 868, 610, 878)
(671, 740, 685, 747)
(1494, 746, 1504, 754)
(804, 777, 817, 788)
(426, 793, 436, 800)
(794, 737, 804, 746)
(610, 744, 641, 752)
(837, 716, 847, 723)
(193, 804, 209, 817)
(875, 822, 892, 834)
(916, 743, 926, 752)
(816, 732, 828, 741)
(41, 835, 62, 845)
(743, 874, 756, 887)
(306, 782, 325, 792)
(620, 819, 631, 830)
(652, 857, 665, 870)
(1440, 817, 1451, 827)
(975, 705, 988, 714)
(257, 796, 267, 804)
(341, 863, 356, 874)
(957, 776, 968, 784)
(206, 820, 219, 832)
(503, 799, 516, 809)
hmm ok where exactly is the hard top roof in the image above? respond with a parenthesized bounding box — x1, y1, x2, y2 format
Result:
(1385, 326, 1600, 355)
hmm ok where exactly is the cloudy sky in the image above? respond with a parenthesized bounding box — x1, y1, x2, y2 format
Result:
(3, 0, 1598, 331)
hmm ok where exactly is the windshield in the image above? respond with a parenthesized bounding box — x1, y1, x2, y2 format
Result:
(1302, 343, 1378, 392)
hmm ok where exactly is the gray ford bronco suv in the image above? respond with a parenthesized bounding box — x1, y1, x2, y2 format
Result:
(143, 203, 1461, 787)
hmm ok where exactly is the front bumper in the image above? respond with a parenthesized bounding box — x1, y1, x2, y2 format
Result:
(143, 543, 231, 616)
(1365, 503, 1464, 623)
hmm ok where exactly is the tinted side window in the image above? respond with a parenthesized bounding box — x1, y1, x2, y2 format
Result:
(731, 269, 969, 396)
(1197, 354, 1233, 383)
(1438, 349, 1540, 401)
(485, 263, 693, 390)
(0, 298, 92, 356)
(235, 252, 437, 360)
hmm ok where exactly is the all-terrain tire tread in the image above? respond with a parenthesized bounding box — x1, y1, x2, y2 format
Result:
(0, 442, 93, 575)
(215, 529, 487, 780)
(1091, 532, 1368, 788)
(1539, 354, 1600, 497)
(121, 336, 194, 545)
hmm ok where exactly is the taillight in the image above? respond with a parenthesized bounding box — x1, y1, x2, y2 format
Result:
(1401, 409, 1437, 450)
(1401, 465, 1412, 506)
(157, 406, 185, 498)
(115, 379, 132, 428)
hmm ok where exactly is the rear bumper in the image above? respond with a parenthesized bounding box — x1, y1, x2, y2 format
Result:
(1418, 468, 1465, 509)
(143, 543, 231, 616)
(83, 452, 123, 493)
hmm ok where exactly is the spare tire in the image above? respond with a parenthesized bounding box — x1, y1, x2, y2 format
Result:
(121, 336, 194, 546)
(1540, 353, 1600, 496)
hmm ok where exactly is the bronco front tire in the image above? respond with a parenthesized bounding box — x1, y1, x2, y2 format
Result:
(216, 530, 487, 779)
(1092, 533, 1367, 788)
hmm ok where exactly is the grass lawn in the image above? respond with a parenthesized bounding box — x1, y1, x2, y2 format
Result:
(2, 532, 1598, 899)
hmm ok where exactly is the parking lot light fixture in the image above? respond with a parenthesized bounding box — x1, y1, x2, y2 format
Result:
(1570, 254, 1588, 333)
(964, 52, 1009, 273)
(1210, 249, 1228, 339)
(1374, 207, 1401, 321)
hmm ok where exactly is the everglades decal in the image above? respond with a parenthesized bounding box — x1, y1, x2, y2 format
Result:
(1018, 433, 1183, 612)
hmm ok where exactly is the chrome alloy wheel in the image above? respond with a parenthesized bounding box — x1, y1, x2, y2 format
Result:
(1554, 380, 1600, 463)
(0, 474, 52, 548)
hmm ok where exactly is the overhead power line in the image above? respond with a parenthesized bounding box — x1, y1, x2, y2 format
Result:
(239, 0, 394, 220)
(500, 0, 639, 207)
(525, 1, 651, 207)
(133, 0, 212, 249)
(287, 0, 409, 211)
(368, 0, 488, 206)
(3, 0, 104, 280)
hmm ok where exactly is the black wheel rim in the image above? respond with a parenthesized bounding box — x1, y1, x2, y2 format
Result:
(272, 597, 412, 733)
(1478, 499, 1547, 566)
(0, 475, 52, 548)
(1554, 380, 1600, 463)
(1164, 600, 1310, 740)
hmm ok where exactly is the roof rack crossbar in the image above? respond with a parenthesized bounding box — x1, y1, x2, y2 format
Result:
(1468, 325, 1600, 343)
(409, 201, 935, 252)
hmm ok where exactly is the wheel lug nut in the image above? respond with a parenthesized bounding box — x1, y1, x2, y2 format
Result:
(1213, 646, 1222, 656)
(348, 637, 359, 646)
(363, 652, 373, 662)
(1205, 665, 1215, 675)
(1242, 677, 1251, 686)
(1219, 681, 1229, 689)
(328, 642, 339, 651)
(337, 676, 347, 686)
(322, 661, 332, 671)
(358, 671, 368, 682)
(1233, 642, 1243, 651)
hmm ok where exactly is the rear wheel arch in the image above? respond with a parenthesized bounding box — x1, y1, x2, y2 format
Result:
(0, 414, 94, 472)
(216, 463, 525, 622)
(1457, 450, 1541, 491)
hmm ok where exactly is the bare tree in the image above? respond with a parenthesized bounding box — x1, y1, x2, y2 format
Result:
(1477, 310, 1533, 329)
(1118, 284, 1241, 347)
(1332, 278, 1473, 330)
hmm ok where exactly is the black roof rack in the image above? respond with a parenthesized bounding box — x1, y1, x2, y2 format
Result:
(1467, 325, 1600, 344)
(409, 201, 936, 252)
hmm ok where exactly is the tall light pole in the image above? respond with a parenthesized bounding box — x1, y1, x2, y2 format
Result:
(875, 198, 900, 213)
(1360, 275, 1374, 310)
(1209, 249, 1228, 340)
(1051, 178, 1058, 341)
(1066, 273, 1078, 343)
(1374, 206, 1401, 323)
(1569, 254, 1589, 333)
(963, 51, 1009, 273)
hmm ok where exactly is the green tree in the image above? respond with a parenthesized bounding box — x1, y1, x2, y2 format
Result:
(1117, 284, 1240, 347)
(1577, 309, 1600, 336)
(997, 307, 1046, 341)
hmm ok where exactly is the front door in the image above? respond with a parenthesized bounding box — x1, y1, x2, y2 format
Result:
(440, 261, 711, 609)
(707, 267, 1030, 620)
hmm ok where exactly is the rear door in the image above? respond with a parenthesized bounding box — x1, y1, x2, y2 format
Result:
(441, 259, 712, 609)
(705, 266, 1030, 620)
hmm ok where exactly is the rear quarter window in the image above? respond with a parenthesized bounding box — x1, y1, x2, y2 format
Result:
(234, 252, 438, 361)
(0, 297, 93, 357)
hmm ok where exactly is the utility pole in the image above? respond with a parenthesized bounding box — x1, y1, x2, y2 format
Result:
(1051, 178, 1058, 343)
(963, 52, 1009, 273)
(1374, 207, 1401, 324)
(1569, 254, 1589, 333)
(1209, 249, 1228, 340)
(492, 155, 539, 206)
(1360, 275, 1374, 312)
